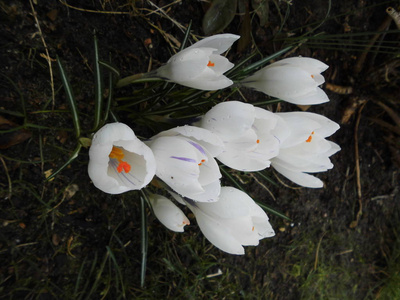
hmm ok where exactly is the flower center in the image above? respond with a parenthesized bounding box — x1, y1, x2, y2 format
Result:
(306, 131, 315, 143)
(198, 159, 206, 166)
(109, 146, 131, 173)
(207, 61, 215, 67)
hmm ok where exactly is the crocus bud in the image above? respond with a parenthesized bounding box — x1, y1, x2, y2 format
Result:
(157, 34, 240, 90)
(242, 57, 330, 105)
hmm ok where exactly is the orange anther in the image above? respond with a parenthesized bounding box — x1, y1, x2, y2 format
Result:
(311, 74, 315, 78)
(252, 226, 255, 231)
(198, 159, 206, 166)
(256, 139, 260, 144)
(109, 146, 125, 161)
(207, 61, 215, 67)
(306, 131, 315, 143)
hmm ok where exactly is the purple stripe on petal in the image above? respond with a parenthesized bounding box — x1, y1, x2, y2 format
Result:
(187, 141, 206, 155)
(170, 156, 197, 163)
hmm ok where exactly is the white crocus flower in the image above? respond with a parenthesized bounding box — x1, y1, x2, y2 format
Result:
(241, 57, 330, 105)
(147, 125, 224, 202)
(88, 123, 156, 194)
(271, 112, 341, 188)
(156, 34, 240, 90)
(199, 101, 281, 171)
(149, 194, 190, 232)
(184, 186, 275, 255)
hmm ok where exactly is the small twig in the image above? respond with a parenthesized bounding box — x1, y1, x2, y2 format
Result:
(314, 232, 326, 271)
(273, 170, 303, 190)
(146, 0, 186, 33)
(350, 101, 367, 228)
(248, 173, 276, 201)
(29, 0, 55, 108)
(376, 101, 400, 128)
(143, 0, 182, 16)
(354, 15, 392, 74)
(59, 0, 131, 14)
(386, 7, 400, 29)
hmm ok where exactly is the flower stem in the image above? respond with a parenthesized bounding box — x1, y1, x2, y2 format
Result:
(116, 71, 162, 88)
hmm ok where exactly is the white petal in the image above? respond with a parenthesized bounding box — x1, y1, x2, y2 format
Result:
(168, 191, 186, 205)
(150, 136, 204, 196)
(189, 180, 221, 202)
(223, 217, 260, 246)
(208, 54, 235, 75)
(149, 195, 189, 232)
(217, 147, 271, 171)
(152, 125, 224, 157)
(283, 112, 340, 137)
(283, 87, 330, 105)
(271, 57, 329, 73)
(187, 34, 240, 54)
(196, 186, 252, 218)
(272, 161, 324, 188)
(200, 101, 255, 139)
(276, 114, 321, 148)
(178, 75, 233, 90)
(244, 66, 317, 98)
(157, 48, 211, 81)
(191, 206, 245, 255)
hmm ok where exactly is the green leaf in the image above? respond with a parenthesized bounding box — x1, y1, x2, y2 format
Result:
(56, 56, 81, 138)
(92, 32, 103, 132)
(202, 0, 237, 35)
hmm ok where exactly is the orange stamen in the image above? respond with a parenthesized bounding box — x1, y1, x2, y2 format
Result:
(117, 161, 131, 173)
(252, 226, 255, 231)
(207, 61, 215, 67)
(256, 139, 260, 144)
(311, 74, 315, 78)
(198, 159, 206, 166)
(306, 131, 315, 143)
(109, 146, 131, 173)
(109, 146, 124, 160)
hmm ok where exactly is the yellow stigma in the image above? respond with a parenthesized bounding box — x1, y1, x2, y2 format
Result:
(306, 131, 315, 143)
(207, 61, 215, 67)
(109, 146, 131, 173)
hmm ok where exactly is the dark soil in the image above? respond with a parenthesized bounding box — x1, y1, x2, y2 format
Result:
(1, 0, 399, 299)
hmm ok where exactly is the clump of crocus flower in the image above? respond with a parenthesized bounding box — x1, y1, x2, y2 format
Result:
(85, 33, 341, 255)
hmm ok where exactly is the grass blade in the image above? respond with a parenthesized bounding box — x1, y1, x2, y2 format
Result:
(98, 60, 120, 78)
(239, 45, 293, 75)
(179, 20, 192, 51)
(140, 195, 148, 288)
(46, 144, 82, 181)
(56, 56, 81, 138)
(103, 55, 114, 123)
(93, 32, 103, 131)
